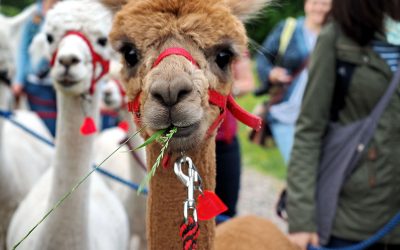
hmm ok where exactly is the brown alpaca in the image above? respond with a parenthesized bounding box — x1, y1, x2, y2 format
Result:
(103, 0, 297, 249)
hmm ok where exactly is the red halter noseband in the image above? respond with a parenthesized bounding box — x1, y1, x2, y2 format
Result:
(50, 30, 110, 95)
(127, 47, 262, 136)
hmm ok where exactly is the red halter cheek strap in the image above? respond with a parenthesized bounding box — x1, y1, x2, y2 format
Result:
(128, 93, 142, 126)
(127, 47, 262, 164)
(50, 30, 110, 95)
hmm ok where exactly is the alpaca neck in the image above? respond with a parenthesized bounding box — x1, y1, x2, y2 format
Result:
(124, 111, 148, 249)
(40, 89, 100, 249)
(0, 84, 10, 192)
(147, 138, 216, 250)
(0, 84, 13, 249)
(0, 84, 8, 150)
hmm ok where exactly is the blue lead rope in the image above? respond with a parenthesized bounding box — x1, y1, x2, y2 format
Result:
(0, 109, 149, 194)
(0, 110, 54, 147)
(2, 110, 398, 235)
(308, 212, 400, 250)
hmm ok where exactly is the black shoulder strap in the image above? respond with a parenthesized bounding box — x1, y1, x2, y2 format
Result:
(330, 24, 356, 121)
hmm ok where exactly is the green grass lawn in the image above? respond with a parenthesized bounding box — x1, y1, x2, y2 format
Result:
(236, 93, 287, 180)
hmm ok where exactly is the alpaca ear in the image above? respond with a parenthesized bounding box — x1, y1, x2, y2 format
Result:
(223, 0, 270, 22)
(29, 32, 51, 67)
(101, 0, 129, 12)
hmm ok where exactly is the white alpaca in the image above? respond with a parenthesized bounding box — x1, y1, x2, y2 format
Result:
(0, 24, 53, 250)
(7, 1, 129, 250)
(0, 4, 36, 65)
(96, 78, 147, 250)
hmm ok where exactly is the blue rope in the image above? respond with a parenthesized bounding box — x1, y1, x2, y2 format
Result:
(95, 167, 148, 195)
(0, 110, 54, 147)
(0, 109, 148, 193)
(215, 214, 231, 224)
(0, 109, 230, 221)
(308, 211, 400, 250)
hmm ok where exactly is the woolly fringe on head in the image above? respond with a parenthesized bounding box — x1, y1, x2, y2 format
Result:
(101, 0, 270, 22)
(101, 0, 129, 12)
(223, 0, 271, 22)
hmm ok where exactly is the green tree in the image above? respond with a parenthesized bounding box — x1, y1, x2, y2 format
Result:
(0, 0, 35, 16)
(246, 0, 304, 53)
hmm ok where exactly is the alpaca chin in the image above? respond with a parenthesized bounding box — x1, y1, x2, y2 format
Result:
(53, 75, 91, 96)
(167, 129, 206, 152)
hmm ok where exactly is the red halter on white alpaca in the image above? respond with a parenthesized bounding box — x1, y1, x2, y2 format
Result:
(50, 30, 111, 136)
(127, 47, 262, 135)
(50, 30, 110, 95)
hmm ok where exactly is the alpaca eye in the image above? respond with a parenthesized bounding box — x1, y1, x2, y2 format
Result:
(46, 33, 54, 44)
(215, 49, 233, 70)
(121, 45, 139, 67)
(97, 37, 108, 47)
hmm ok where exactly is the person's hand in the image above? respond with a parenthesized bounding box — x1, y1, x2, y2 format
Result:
(288, 232, 319, 250)
(11, 83, 24, 109)
(268, 67, 293, 84)
(12, 83, 24, 97)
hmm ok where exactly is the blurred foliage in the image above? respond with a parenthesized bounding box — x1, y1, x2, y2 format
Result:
(236, 62, 286, 180)
(247, 0, 304, 54)
(237, 94, 286, 180)
(1, 0, 304, 43)
(0, 0, 35, 16)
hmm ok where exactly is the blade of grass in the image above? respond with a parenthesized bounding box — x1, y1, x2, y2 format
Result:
(133, 128, 166, 150)
(12, 128, 143, 250)
(137, 127, 177, 193)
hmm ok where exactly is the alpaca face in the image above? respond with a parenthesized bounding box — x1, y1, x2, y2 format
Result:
(51, 34, 94, 94)
(110, 0, 254, 151)
(102, 79, 124, 110)
(32, 0, 113, 96)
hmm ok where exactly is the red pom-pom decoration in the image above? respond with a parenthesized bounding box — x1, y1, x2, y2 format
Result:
(80, 117, 97, 135)
(118, 120, 129, 133)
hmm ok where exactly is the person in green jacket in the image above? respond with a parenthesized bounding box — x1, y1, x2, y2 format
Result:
(287, 0, 400, 249)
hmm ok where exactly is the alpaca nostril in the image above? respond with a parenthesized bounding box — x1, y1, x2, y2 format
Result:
(58, 55, 81, 67)
(152, 92, 166, 105)
(150, 77, 193, 106)
(176, 89, 190, 102)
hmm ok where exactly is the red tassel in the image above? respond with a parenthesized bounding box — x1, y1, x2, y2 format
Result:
(118, 120, 129, 133)
(80, 117, 97, 135)
(162, 154, 171, 169)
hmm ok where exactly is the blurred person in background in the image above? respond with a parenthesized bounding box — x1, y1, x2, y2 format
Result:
(256, 0, 331, 163)
(12, 0, 59, 136)
(216, 52, 255, 219)
(287, 0, 400, 249)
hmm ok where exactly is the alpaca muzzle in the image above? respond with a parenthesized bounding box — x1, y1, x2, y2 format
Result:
(128, 47, 262, 136)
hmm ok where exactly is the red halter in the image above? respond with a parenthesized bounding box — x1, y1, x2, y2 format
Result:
(50, 30, 110, 95)
(127, 47, 262, 135)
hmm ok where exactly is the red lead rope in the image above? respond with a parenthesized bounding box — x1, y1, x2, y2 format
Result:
(180, 217, 200, 250)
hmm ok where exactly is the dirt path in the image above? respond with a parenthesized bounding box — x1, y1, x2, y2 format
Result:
(237, 167, 288, 232)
